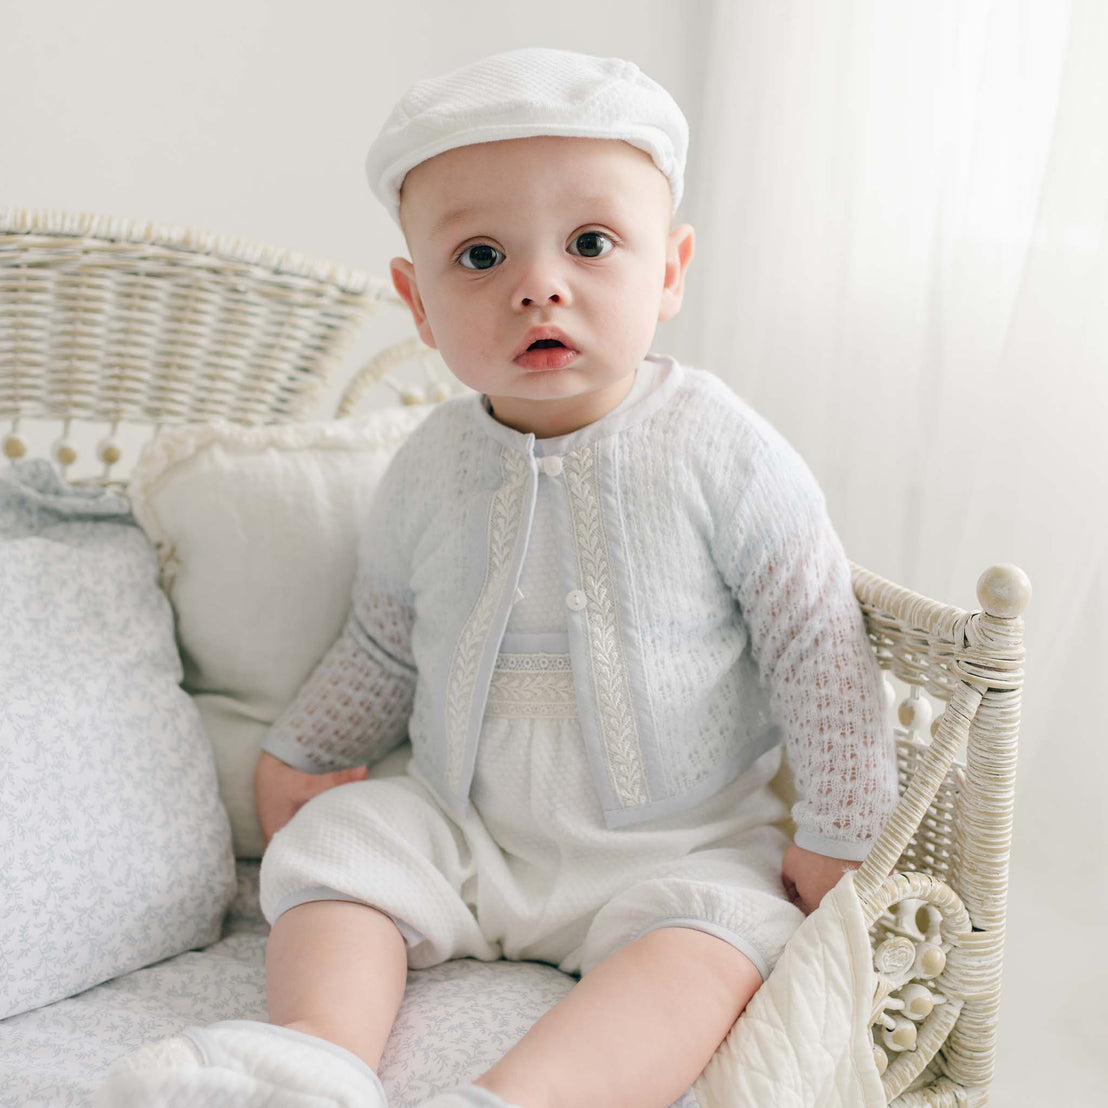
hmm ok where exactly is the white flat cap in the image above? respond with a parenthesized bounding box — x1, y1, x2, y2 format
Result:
(365, 46, 688, 230)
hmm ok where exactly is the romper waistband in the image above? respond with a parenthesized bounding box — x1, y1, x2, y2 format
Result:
(485, 651, 577, 718)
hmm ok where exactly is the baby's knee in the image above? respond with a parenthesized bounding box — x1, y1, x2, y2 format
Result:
(635, 925, 762, 1012)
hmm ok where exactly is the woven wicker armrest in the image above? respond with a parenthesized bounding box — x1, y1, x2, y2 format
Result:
(849, 563, 1029, 1105)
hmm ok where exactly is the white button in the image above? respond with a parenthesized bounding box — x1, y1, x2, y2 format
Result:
(565, 589, 587, 611)
(539, 455, 564, 476)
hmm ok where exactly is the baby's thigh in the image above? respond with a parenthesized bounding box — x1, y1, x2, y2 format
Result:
(258, 774, 474, 937)
(571, 824, 806, 982)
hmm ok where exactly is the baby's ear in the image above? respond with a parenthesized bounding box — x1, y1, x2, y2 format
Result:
(389, 258, 438, 350)
(389, 258, 420, 313)
(657, 224, 695, 322)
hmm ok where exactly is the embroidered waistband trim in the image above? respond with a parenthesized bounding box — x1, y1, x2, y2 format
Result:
(486, 651, 577, 718)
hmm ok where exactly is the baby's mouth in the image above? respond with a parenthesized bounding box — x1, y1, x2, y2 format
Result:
(513, 340, 581, 369)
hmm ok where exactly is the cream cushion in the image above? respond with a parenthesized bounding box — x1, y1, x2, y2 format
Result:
(126, 408, 435, 858)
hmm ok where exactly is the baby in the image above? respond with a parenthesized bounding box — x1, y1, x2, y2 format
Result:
(97, 46, 898, 1108)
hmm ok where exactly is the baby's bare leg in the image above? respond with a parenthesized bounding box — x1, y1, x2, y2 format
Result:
(473, 926, 762, 1108)
(264, 899, 408, 1071)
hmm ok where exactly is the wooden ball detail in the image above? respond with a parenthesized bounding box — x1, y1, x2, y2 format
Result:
(3, 434, 27, 459)
(914, 941, 946, 979)
(897, 695, 933, 732)
(52, 439, 78, 466)
(97, 439, 123, 465)
(976, 563, 1031, 618)
(881, 1016, 917, 1052)
(898, 983, 935, 1020)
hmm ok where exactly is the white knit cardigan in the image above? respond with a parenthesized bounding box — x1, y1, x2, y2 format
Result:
(262, 353, 899, 861)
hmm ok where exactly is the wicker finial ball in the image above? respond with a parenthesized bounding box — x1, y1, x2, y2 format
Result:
(976, 563, 1032, 618)
(52, 438, 78, 467)
(97, 438, 123, 465)
(2, 433, 27, 459)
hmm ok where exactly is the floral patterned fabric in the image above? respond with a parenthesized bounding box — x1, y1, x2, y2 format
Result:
(0, 459, 236, 1021)
(0, 860, 699, 1107)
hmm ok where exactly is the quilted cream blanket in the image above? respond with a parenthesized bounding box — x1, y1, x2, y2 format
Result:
(694, 869, 887, 1108)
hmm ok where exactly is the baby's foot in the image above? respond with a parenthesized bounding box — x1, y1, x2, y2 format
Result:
(419, 1083, 522, 1107)
(94, 1019, 388, 1107)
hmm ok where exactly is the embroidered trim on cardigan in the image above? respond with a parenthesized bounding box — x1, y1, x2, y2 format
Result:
(445, 446, 531, 791)
(563, 444, 650, 808)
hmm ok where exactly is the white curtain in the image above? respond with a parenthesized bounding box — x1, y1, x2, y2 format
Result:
(662, 1, 1106, 1100)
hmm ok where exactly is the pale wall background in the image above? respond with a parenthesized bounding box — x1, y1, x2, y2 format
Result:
(3, 2, 1104, 1104)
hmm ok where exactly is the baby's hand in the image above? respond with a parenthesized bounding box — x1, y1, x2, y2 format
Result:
(780, 843, 863, 916)
(254, 749, 369, 849)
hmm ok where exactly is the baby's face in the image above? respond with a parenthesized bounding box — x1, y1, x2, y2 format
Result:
(390, 136, 694, 437)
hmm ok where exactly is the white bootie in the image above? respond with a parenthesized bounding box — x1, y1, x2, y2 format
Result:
(419, 1083, 522, 1107)
(94, 1019, 388, 1107)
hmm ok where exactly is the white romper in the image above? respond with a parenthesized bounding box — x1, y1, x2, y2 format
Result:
(258, 363, 807, 988)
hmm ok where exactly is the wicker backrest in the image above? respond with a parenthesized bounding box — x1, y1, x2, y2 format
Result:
(0, 207, 402, 481)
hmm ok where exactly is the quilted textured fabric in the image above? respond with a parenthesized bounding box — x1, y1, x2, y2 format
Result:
(693, 868, 886, 1108)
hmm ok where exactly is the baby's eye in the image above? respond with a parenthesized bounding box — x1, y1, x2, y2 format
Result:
(456, 243, 503, 271)
(568, 231, 615, 259)
(455, 231, 616, 270)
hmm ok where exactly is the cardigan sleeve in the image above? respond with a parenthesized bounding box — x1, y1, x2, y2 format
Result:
(710, 431, 899, 861)
(260, 444, 418, 775)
